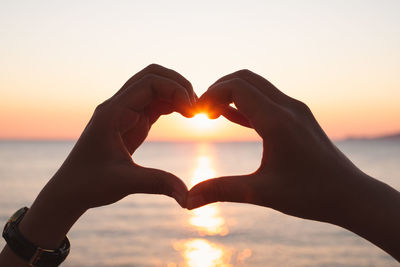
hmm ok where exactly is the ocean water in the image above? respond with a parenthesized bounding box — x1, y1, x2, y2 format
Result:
(0, 140, 399, 267)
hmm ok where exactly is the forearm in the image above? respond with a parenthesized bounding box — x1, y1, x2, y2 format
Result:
(0, 172, 86, 266)
(332, 173, 400, 261)
(17, 189, 84, 249)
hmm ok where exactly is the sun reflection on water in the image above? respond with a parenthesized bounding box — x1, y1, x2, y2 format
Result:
(191, 156, 215, 186)
(189, 153, 228, 236)
(171, 144, 251, 266)
(173, 239, 233, 267)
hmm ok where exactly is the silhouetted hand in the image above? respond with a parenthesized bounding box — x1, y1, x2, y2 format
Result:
(15, 64, 194, 251)
(51, 63, 194, 210)
(187, 69, 360, 220)
(187, 69, 400, 261)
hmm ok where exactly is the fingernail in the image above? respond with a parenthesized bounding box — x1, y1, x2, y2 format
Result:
(172, 191, 184, 208)
(186, 194, 205, 210)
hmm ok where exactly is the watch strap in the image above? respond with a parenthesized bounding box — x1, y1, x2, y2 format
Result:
(2, 207, 70, 267)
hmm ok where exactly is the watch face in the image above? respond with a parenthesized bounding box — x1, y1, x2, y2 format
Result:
(3, 208, 27, 234)
(2, 221, 11, 234)
(8, 207, 28, 223)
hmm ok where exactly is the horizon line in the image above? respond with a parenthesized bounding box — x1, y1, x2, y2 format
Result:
(1, 132, 400, 143)
(1, 130, 399, 143)
(0, 138, 262, 143)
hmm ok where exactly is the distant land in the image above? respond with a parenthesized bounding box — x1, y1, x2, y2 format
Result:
(341, 132, 400, 142)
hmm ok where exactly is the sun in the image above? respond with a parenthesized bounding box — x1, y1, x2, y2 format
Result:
(191, 113, 214, 129)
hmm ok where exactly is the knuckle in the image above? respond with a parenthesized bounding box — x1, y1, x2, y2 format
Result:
(141, 73, 157, 83)
(185, 79, 193, 90)
(143, 73, 157, 79)
(281, 107, 297, 123)
(235, 69, 253, 77)
(94, 99, 111, 113)
(291, 99, 312, 115)
(145, 63, 162, 72)
(90, 100, 115, 130)
(230, 77, 247, 87)
(94, 104, 103, 112)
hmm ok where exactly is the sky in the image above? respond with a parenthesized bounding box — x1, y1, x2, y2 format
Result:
(0, 0, 399, 141)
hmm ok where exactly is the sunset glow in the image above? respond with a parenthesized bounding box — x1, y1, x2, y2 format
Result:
(190, 113, 215, 130)
(1, 1, 399, 141)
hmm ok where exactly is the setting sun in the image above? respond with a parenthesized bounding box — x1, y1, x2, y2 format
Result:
(190, 113, 216, 129)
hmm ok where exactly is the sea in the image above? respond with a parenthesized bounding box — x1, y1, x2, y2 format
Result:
(0, 140, 399, 267)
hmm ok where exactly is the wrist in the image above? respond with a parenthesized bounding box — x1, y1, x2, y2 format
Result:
(328, 171, 387, 226)
(324, 170, 369, 224)
(2, 207, 72, 266)
(326, 172, 400, 260)
(18, 174, 86, 249)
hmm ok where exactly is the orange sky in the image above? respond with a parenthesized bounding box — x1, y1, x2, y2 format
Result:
(1, 1, 399, 141)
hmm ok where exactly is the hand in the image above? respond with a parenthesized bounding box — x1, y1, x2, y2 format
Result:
(17, 64, 194, 249)
(52, 64, 195, 209)
(187, 69, 360, 221)
(187, 69, 400, 260)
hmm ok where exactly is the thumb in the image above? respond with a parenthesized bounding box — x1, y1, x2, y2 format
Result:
(127, 166, 188, 208)
(186, 175, 256, 210)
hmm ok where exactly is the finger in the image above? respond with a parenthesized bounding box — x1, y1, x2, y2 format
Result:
(127, 166, 188, 208)
(146, 100, 176, 124)
(186, 175, 256, 209)
(198, 78, 280, 136)
(118, 74, 194, 118)
(115, 64, 195, 104)
(197, 104, 252, 127)
(210, 69, 294, 106)
(220, 106, 252, 128)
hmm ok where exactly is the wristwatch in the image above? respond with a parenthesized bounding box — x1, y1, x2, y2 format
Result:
(2, 207, 70, 267)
